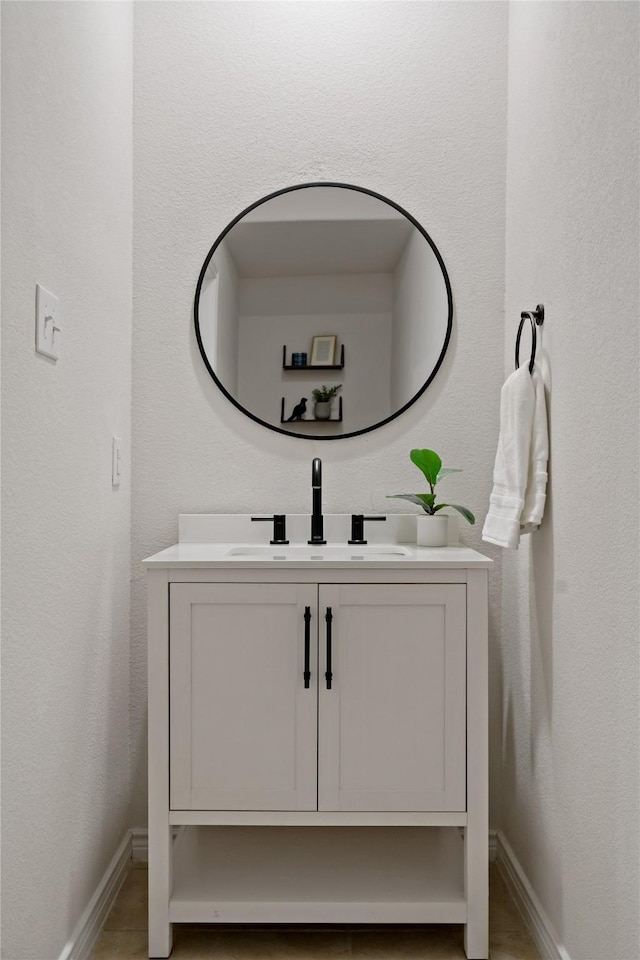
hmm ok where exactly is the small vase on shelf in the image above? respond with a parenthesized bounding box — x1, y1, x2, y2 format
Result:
(311, 384, 341, 421)
(314, 401, 332, 420)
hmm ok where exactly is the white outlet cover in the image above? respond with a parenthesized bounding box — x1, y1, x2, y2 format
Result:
(35, 284, 61, 360)
(112, 436, 122, 487)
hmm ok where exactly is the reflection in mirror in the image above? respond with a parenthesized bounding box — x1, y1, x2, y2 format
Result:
(195, 184, 452, 439)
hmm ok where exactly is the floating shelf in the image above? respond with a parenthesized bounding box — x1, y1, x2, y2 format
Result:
(282, 344, 345, 370)
(280, 419, 343, 425)
(280, 396, 343, 423)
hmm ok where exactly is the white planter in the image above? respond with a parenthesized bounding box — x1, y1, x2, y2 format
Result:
(416, 514, 448, 547)
(314, 401, 332, 420)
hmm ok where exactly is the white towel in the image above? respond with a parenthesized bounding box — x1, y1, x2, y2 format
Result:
(482, 363, 548, 549)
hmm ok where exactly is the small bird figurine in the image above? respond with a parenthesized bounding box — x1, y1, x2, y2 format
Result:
(287, 397, 308, 421)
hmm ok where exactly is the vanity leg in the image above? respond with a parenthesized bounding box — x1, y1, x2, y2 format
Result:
(148, 822, 172, 958)
(148, 570, 173, 957)
(464, 569, 489, 959)
(464, 821, 488, 959)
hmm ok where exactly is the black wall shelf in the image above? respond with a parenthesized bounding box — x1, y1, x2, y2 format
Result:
(280, 396, 343, 424)
(282, 344, 345, 371)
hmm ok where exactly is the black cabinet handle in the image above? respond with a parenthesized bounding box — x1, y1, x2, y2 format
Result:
(303, 606, 311, 689)
(325, 607, 333, 690)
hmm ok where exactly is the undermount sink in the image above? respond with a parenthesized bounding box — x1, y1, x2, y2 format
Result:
(225, 544, 413, 560)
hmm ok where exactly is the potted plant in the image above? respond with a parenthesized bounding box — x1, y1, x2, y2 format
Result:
(312, 384, 341, 420)
(388, 449, 475, 546)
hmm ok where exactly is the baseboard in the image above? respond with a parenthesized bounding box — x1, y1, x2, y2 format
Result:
(131, 826, 150, 862)
(58, 829, 133, 960)
(130, 826, 180, 862)
(496, 830, 572, 960)
(488, 828, 498, 861)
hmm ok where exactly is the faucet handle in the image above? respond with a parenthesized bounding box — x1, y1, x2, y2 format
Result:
(251, 514, 289, 545)
(348, 514, 387, 545)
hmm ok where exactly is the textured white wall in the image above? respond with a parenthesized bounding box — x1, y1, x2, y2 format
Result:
(501, 3, 639, 958)
(1, 3, 133, 957)
(131, 0, 508, 821)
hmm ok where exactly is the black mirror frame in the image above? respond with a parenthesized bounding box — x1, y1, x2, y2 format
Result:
(194, 182, 453, 441)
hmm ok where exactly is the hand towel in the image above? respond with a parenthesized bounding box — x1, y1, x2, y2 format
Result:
(520, 367, 548, 533)
(482, 364, 548, 549)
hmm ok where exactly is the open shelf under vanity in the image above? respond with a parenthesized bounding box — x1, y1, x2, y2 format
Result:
(169, 824, 466, 925)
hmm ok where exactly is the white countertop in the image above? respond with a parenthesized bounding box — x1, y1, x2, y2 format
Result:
(142, 515, 492, 569)
(143, 541, 492, 569)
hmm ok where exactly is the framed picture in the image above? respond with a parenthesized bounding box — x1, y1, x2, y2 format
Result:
(310, 335, 337, 366)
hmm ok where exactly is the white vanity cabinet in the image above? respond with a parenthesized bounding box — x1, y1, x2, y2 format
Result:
(170, 582, 466, 814)
(146, 546, 490, 960)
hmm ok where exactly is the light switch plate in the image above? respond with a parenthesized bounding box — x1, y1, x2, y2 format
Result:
(35, 284, 61, 360)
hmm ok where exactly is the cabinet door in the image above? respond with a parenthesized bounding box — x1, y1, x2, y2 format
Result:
(318, 584, 466, 812)
(170, 583, 318, 810)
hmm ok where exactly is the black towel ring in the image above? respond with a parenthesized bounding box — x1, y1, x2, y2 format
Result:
(515, 304, 545, 374)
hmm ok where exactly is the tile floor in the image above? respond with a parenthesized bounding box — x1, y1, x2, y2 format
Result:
(90, 861, 541, 959)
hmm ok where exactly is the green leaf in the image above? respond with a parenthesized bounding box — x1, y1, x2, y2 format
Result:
(386, 494, 436, 514)
(447, 504, 476, 525)
(436, 468, 462, 482)
(410, 449, 442, 487)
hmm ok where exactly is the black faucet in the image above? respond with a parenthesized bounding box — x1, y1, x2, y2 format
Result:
(251, 514, 288, 545)
(348, 514, 387, 545)
(308, 457, 326, 545)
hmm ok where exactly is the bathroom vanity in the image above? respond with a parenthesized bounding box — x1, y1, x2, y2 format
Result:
(145, 515, 491, 959)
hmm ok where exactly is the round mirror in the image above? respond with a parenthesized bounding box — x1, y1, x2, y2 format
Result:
(194, 183, 452, 440)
